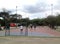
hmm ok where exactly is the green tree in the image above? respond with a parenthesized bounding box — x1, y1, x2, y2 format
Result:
(19, 18, 30, 26)
(56, 15, 60, 26)
(0, 9, 10, 26)
(46, 15, 57, 29)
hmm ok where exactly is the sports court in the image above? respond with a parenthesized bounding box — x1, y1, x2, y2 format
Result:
(0, 26, 60, 37)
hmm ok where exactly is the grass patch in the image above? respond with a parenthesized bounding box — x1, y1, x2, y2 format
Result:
(0, 36, 60, 44)
(0, 36, 60, 38)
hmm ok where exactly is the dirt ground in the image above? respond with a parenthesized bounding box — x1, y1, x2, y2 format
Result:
(0, 36, 60, 44)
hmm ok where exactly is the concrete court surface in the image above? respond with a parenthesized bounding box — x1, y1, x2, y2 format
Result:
(0, 26, 60, 37)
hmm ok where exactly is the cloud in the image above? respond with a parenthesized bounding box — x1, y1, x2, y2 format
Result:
(23, 3, 48, 14)
(54, 0, 60, 10)
(0, 0, 59, 19)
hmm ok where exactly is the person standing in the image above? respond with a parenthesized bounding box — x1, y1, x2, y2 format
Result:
(5, 22, 10, 36)
(0, 24, 2, 30)
(20, 25, 23, 35)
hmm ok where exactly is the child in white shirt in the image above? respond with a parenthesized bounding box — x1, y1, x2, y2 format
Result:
(20, 25, 23, 32)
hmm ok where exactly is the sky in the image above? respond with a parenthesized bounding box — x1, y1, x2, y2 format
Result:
(0, 0, 60, 19)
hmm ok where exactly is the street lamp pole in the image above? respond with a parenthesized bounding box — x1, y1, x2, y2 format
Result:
(51, 4, 53, 15)
(16, 6, 17, 15)
(16, 6, 17, 27)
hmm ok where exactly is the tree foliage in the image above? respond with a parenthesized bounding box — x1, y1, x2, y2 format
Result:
(0, 8, 60, 30)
